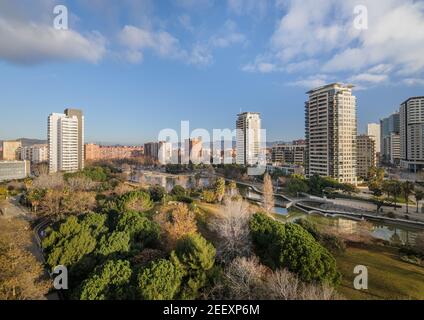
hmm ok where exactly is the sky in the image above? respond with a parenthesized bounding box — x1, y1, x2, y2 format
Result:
(0, 0, 423, 145)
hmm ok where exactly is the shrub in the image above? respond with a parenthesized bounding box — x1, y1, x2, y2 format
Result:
(250, 213, 341, 285)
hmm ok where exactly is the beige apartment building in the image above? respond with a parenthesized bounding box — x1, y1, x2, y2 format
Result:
(272, 143, 306, 165)
(85, 144, 144, 161)
(357, 135, 376, 179)
(305, 83, 357, 185)
(1, 140, 21, 160)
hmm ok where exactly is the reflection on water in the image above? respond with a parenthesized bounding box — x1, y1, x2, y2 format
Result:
(307, 215, 421, 246)
(136, 172, 212, 192)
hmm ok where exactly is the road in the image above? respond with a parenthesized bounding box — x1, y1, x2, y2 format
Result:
(0, 196, 59, 300)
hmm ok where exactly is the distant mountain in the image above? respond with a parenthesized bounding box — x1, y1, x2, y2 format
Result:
(17, 138, 47, 147)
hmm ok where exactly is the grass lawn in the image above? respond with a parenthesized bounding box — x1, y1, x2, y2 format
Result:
(336, 244, 424, 300)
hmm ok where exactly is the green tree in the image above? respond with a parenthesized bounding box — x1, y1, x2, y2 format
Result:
(402, 181, 414, 214)
(116, 211, 160, 249)
(202, 189, 216, 203)
(137, 259, 183, 300)
(78, 259, 133, 300)
(96, 231, 130, 256)
(214, 178, 226, 203)
(26, 188, 46, 213)
(415, 190, 424, 213)
(250, 213, 340, 285)
(172, 233, 216, 299)
(149, 185, 166, 202)
(171, 185, 186, 197)
(115, 190, 153, 213)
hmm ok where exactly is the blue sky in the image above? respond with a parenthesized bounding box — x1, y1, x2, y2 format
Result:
(0, 0, 423, 144)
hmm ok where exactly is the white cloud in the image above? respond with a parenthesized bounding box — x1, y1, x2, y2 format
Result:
(178, 14, 194, 32)
(209, 20, 247, 48)
(188, 43, 213, 66)
(287, 75, 331, 90)
(403, 78, 424, 87)
(244, 0, 424, 88)
(0, 11, 106, 65)
(0, 20, 106, 65)
(119, 25, 185, 62)
(174, 0, 214, 10)
(227, 0, 268, 18)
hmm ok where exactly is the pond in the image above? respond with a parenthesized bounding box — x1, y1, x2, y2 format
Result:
(303, 214, 422, 246)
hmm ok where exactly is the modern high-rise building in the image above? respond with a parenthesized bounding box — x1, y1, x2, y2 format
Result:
(48, 109, 85, 173)
(400, 96, 424, 171)
(380, 112, 400, 165)
(356, 135, 376, 179)
(305, 83, 357, 185)
(367, 123, 381, 154)
(236, 112, 262, 166)
(1, 140, 22, 161)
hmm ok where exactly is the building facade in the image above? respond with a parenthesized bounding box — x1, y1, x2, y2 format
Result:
(85, 144, 144, 161)
(356, 135, 376, 179)
(48, 109, 85, 173)
(1, 140, 22, 161)
(19, 144, 48, 164)
(380, 112, 400, 165)
(305, 83, 357, 185)
(271, 143, 306, 165)
(236, 112, 263, 166)
(400, 97, 424, 171)
(367, 123, 381, 154)
(0, 160, 30, 182)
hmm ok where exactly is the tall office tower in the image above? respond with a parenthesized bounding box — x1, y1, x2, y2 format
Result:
(184, 137, 203, 164)
(305, 83, 357, 185)
(380, 112, 400, 165)
(2, 140, 22, 160)
(367, 123, 381, 154)
(356, 135, 376, 179)
(236, 112, 262, 166)
(400, 96, 424, 171)
(48, 109, 85, 173)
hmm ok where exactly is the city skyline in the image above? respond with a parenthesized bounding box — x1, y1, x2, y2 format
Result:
(1, 0, 424, 144)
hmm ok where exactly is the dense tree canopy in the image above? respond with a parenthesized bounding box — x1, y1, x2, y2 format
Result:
(250, 213, 341, 285)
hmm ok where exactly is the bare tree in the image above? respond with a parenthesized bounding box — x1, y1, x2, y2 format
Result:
(209, 197, 252, 263)
(262, 173, 275, 213)
(67, 176, 97, 192)
(33, 173, 64, 190)
(0, 218, 51, 299)
(222, 256, 267, 300)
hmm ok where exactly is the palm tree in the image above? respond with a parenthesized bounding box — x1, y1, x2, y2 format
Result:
(402, 181, 415, 214)
(415, 190, 424, 213)
(392, 181, 402, 211)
